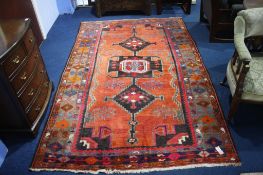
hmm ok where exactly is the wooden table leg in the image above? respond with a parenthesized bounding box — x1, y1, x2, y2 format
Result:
(95, 0, 102, 17)
(156, 0, 163, 15)
(181, 0, 191, 14)
(144, 0, 152, 15)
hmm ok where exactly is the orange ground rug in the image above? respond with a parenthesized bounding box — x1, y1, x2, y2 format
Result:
(31, 18, 240, 174)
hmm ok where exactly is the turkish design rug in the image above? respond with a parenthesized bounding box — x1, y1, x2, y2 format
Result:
(31, 18, 240, 174)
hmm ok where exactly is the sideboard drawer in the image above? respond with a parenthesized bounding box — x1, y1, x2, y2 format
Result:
(10, 45, 38, 94)
(101, 0, 123, 11)
(2, 44, 27, 78)
(27, 80, 49, 125)
(18, 62, 46, 110)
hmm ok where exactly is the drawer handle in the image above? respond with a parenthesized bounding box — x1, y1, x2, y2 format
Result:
(35, 106, 41, 111)
(29, 37, 34, 43)
(20, 72, 27, 80)
(28, 88, 34, 96)
(12, 56, 20, 64)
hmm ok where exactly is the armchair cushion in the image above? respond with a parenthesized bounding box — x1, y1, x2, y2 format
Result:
(227, 54, 263, 101)
(238, 8, 263, 37)
(234, 16, 252, 61)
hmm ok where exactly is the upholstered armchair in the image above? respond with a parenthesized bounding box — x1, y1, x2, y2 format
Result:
(221, 8, 263, 121)
(200, 0, 244, 42)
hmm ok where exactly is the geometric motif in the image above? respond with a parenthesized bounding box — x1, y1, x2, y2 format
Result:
(197, 100, 210, 107)
(77, 127, 111, 150)
(64, 89, 77, 97)
(48, 142, 63, 152)
(118, 36, 154, 52)
(114, 26, 156, 52)
(113, 84, 155, 114)
(193, 86, 206, 94)
(61, 104, 73, 112)
(155, 124, 192, 147)
(108, 56, 162, 78)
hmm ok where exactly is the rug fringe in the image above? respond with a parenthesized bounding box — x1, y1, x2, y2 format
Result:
(30, 162, 241, 174)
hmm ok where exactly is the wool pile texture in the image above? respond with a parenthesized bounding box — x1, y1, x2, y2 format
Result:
(31, 18, 240, 174)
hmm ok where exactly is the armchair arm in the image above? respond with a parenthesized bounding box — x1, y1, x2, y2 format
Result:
(234, 16, 252, 61)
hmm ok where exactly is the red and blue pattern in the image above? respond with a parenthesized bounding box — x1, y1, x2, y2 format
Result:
(31, 18, 240, 174)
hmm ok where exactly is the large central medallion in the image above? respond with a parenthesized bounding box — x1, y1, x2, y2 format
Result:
(109, 26, 161, 144)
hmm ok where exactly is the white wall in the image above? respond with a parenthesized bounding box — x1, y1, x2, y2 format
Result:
(31, 0, 59, 39)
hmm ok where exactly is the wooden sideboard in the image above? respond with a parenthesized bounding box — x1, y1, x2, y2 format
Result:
(156, 0, 192, 15)
(95, 0, 152, 17)
(0, 19, 52, 136)
(0, 0, 43, 46)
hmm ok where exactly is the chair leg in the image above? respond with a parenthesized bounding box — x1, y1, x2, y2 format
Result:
(181, 0, 191, 14)
(156, 0, 163, 15)
(200, 12, 207, 23)
(227, 94, 240, 122)
(209, 27, 217, 42)
(199, 0, 207, 22)
(220, 76, 228, 87)
(232, 50, 238, 65)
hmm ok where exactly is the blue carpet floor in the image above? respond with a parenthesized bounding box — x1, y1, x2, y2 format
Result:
(1, 1, 263, 175)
